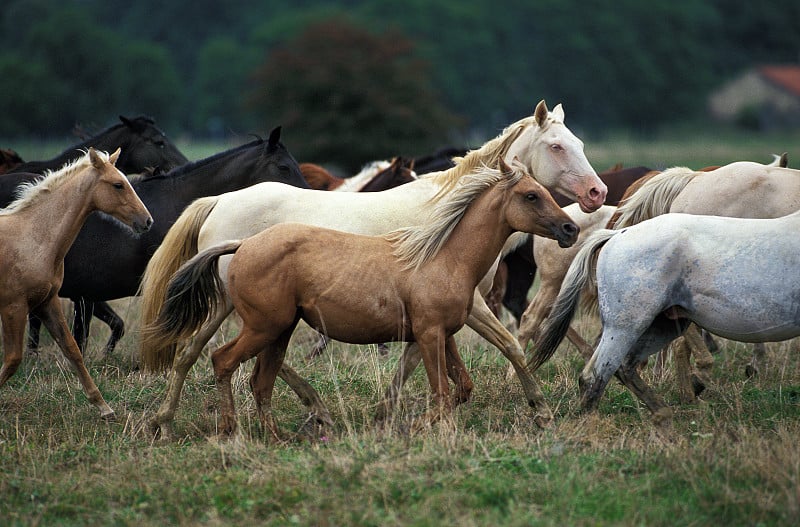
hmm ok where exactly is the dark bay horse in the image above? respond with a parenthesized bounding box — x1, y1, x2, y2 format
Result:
(29, 127, 308, 355)
(6, 115, 188, 177)
(0, 148, 24, 174)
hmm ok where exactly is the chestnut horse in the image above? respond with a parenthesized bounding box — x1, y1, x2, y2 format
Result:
(0, 148, 152, 419)
(137, 100, 604, 439)
(144, 159, 577, 437)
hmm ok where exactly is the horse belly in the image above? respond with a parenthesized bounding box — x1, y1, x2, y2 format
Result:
(300, 295, 413, 344)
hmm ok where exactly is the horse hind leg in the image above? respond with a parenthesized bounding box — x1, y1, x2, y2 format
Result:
(33, 297, 114, 419)
(212, 325, 283, 438)
(745, 343, 767, 378)
(150, 302, 234, 440)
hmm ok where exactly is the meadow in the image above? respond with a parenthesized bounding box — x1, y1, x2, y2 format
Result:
(1, 130, 799, 526)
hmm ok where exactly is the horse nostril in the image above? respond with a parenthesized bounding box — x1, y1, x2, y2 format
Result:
(564, 222, 579, 236)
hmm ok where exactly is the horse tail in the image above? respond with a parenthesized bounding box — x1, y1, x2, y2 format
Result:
(611, 167, 698, 228)
(139, 240, 242, 372)
(137, 196, 219, 371)
(527, 229, 618, 371)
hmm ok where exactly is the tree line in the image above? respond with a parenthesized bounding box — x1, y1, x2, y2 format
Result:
(1, 0, 798, 169)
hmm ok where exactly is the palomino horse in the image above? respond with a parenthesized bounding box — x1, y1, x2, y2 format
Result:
(144, 159, 578, 437)
(529, 210, 800, 419)
(1, 115, 189, 355)
(137, 100, 604, 439)
(0, 148, 152, 419)
(27, 127, 306, 356)
(610, 157, 797, 401)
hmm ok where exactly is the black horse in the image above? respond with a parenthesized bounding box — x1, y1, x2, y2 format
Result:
(7, 115, 188, 177)
(24, 127, 308, 355)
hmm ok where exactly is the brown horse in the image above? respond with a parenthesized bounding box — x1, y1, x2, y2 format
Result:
(144, 158, 578, 437)
(0, 148, 152, 419)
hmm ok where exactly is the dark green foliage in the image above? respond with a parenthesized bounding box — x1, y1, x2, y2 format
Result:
(1, 0, 799, 148)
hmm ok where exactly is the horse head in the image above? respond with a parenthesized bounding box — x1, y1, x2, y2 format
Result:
(499, 157, 579, 248)
(505, 100, 607, 213)
(115, 115, 189, 175)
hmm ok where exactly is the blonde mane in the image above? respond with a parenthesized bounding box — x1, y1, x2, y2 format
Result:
(612, 166, 697, 228)
(387, 163, 525, 271)
(422, 113, 542, 201)
(0, 150, 109, 215)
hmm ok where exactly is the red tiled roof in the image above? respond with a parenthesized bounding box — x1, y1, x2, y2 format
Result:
(758, 65, 800, 98)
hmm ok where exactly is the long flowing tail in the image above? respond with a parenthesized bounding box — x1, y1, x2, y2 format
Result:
(139, 240, 241, 372)
(138, 196, 219, 371)
(527, 229, 618, 371)
(611, 167, 697, 228)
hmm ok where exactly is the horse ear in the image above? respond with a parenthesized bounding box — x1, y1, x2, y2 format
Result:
(89, 147, 105, 169)
(119, 115, 133, 127)
(534, 100, 550, 127)
(551, 103, 565, 122)
(499, 157, 513, 175)
(267, 126, 282, 147)
(109, 147, 122, 165)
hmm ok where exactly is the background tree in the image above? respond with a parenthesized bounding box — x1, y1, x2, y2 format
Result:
(247, 17, 461, 172)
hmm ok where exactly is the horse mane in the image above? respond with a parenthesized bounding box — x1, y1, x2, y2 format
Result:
(611, 166, 697, 228)
(0, 150, 107, 215)
(137, 138, 265, 182)
(387, 163, 525, 271)
(422, 113, 541, 201)
(64, 116, 156, 153)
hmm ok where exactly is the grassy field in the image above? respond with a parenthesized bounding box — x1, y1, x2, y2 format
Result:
(1, 132, 799, 526)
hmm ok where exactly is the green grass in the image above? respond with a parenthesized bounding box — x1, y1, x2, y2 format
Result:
(2, 132, 800, 525)
(1, 314, 798, 526)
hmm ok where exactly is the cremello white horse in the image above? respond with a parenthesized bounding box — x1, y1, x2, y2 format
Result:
(529, 210, 800, 418)
(138, 100, 606, 438)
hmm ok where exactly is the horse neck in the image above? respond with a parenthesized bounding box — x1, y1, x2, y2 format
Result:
(158, 150, 258, 205)
(435, 185, 512, 284)
(18, 171, 98, 263)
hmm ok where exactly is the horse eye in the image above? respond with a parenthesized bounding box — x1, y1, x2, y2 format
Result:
(113, 182, 125, 190)
(550, 144, 563, 152)
(526, 193, 537, 202)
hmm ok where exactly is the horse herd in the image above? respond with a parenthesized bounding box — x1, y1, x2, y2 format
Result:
(0, 101, 796, 441)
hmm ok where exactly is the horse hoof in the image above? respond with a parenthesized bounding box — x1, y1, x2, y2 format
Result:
(691, 374, 706, 397)
(533, 413, 553, 429)
(101, 409, 116, 421)
(652, 407, 673, 426)
(744, 364, 758, 379)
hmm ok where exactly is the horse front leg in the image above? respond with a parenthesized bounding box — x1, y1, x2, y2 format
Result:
(467, 294, 552, 427)
(34, 297, 114, 419)
(91, 301, 126, 356)
(25, 313, 43, 354)
(71, 298, 93, 354)
(412, 328, 453, 432)
(374, 339, 473, 423)
(0, 304, 29, 388)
